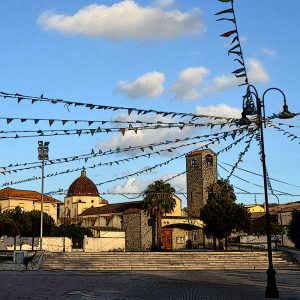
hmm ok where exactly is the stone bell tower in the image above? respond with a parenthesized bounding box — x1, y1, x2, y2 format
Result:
(186, 149, 217, 217)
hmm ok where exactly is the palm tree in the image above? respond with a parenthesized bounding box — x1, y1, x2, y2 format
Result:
(143, 180, 176, 250)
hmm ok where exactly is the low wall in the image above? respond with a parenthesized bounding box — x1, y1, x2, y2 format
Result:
(0, 236, 72, 252)
(83, 231, 125, 252)
(240, 235, 282, 249)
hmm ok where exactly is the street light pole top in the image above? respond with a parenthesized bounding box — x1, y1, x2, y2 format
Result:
(239, 85, 295, 126)
(262, 87, 295, 120)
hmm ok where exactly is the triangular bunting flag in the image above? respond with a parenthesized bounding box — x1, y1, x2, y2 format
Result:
(119, 128, 126, 135)
(215, 8, 234, 15)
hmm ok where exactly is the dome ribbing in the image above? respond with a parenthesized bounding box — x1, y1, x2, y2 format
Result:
(67, 169, 99, 197)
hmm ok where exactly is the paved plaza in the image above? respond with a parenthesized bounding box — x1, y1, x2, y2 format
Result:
(0, 269, 299, 299)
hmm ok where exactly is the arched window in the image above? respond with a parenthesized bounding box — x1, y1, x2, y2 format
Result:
(205, 154, 213, 166)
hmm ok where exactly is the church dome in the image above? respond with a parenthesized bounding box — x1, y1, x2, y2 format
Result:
(67, 169, 99, 197)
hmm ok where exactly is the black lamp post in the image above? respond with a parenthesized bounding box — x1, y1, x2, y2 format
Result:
(239, 85, 294, 298)
(38, 141, 49, 251)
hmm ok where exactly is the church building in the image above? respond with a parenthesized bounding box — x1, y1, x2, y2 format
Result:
(59, 148, 217, 251)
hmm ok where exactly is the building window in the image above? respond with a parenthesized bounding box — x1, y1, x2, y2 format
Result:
(91, 200, 94, 203)
(176, 237, 185, 244)
(205, 154, 213, 166)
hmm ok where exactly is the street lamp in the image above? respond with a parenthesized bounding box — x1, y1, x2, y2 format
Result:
(239, 85, 295, 298)
(38, 141, 49, 251)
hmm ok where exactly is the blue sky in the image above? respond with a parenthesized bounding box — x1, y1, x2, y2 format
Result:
(0, 0, 300, 207)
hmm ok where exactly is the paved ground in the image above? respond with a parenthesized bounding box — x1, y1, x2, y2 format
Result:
(0, 269, 299, 299)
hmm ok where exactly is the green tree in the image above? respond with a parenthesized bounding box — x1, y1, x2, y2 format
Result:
(200, 179, 250, 249)
(288, 210, 300, 248)
(143, 180, 176, 250)
(3, 207, 31, 236)
(0, 213, 18, 237)
(24, 210, 55, 237)
(52, 224, 93, 248)
(249, 215, 283, 236)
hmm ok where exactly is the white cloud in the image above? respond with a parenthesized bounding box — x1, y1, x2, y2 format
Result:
(116, 71, 165, 99)
(97, 114, 196, 155)
(204, 58, 269, 94)
(160, 173, 186, 191)
(171, 67, 209, 101)
(247, 58, 270, 83)
(108, 173, 186, 194)
(261, 47, 277, 57)
(194, 104, 241, 119)
(204, 74, 240, 94)
(153, 0, 175, 8)
(38, 1, 204, 41)
(108, 177, 150, 193)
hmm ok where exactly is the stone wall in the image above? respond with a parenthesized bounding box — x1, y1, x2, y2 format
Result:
(123, 213, 142, 251)
(140, 212, 152, 251)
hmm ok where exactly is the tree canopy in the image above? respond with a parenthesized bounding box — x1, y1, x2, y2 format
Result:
(52, 224, 93, 248)
(288, 210, 300, 248)
(143, 180, 176, 250)
(0, 207, 55, 237)
(200, 179, 250, 248)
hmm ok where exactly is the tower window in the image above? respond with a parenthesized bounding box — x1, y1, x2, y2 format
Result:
(205, 154, 213, 166)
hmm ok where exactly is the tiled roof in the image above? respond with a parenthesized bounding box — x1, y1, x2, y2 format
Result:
(67, 170, 99, 197)
(92, 227, 124, 232)
(269, 202, 300, 213)
(79, 201, 143, 216)
(0, 187, 61, 204)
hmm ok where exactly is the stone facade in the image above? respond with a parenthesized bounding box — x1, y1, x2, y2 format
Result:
(186, 149, 217, 217)
(123, 211, 152, 251)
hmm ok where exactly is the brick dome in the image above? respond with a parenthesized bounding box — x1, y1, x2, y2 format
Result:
(67, 169, 99, 197)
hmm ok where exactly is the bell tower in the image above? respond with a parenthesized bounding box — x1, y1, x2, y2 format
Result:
(186, 149, 217, 217)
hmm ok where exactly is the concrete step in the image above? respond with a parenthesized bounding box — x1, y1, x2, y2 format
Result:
(40, 251, 300, 271)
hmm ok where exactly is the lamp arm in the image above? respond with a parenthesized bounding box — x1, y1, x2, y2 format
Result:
(247, 84, 259, 98)
(262, 87, 287, 106)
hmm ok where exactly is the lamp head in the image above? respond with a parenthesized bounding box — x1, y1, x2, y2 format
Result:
(237, 111, 252, 126)
(278, 103, 295, 119)
(242, 93, 257, 116)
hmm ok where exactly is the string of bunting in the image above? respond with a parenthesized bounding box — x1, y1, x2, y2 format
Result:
(0, 118, 240, 140)
(267, 122, 300, 144)
(162, 131, 254, 184)
(44, 138, 234, 196)
(216, 0, 249, 87)
(0, 91, 237, 121)
(218, 163, 293, 196)
(0, 116, 235, 128)
(255, 127, 282, 199)
(0, 127, 248, 174)
(226, 130, 256, 180)
(46, 131, 252, 196)
(220, 161, 300, 189)
(2, 128, 248, 186)
(0, 133, 234, 179)
(268, 120, 300, 129)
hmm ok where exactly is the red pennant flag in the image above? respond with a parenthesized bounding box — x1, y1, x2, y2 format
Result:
(119, 128, 126, 135)
(220, 30, 236, 37)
